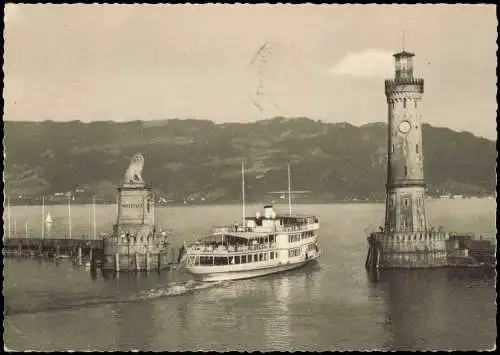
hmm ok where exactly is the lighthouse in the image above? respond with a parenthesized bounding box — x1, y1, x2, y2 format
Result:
(365, 46, 448, 269)
(384, 50, 427, 233)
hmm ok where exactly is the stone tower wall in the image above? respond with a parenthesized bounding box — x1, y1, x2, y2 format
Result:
(385, 67, 427, 233)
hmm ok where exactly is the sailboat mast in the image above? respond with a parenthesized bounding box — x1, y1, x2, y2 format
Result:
(288, 164, 292, 216)
(92, 195, 97, 240)
(7, 196, 11, 239)
(41, 196, 45, 240)
(68, 193, 72, 240)
(242, 161, 246, 227)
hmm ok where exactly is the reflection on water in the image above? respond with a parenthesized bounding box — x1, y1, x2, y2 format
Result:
(268, 271, 292, 349)
(4, 255, 496, 351)
(145, 262, 323, 351)
(366, 268, 496, 351)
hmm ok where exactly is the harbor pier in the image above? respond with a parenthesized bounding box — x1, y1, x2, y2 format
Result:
(3, 235, 184, 269)
(4, 154, 177, 272)
(3, 236, 103, 263)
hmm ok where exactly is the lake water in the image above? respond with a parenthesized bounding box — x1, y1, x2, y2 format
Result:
(3, 199, 497, 351)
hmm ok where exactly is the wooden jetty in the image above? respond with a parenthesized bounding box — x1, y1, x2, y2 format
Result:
(3, 236, 104, 263)
(3, 236, 183, 270)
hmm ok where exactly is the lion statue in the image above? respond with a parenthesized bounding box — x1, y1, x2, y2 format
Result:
(123, 153, 145, 185)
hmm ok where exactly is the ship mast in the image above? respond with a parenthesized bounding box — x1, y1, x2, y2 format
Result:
(288, 164, 293, 216)
(116, 191, 119, 220)
(25, 208, 29, 241)
(242, 161, 246, 227)
(152, 191, 156, 229)
(92, 195, 97, 240)
(68, 193, 72, 240)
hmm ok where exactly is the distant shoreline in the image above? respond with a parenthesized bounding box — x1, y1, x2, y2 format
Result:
(5, 197, 495, 207)
(7, 200, 385, 207)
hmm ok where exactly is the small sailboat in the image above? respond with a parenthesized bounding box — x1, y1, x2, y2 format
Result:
(41, 196, 45, 240)
(44, 210, 53, 238)
(45, 212, 53, 225)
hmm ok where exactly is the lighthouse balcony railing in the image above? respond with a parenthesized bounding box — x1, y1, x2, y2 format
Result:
(369, 230, 449, 242)
(385, 78, 424, 94)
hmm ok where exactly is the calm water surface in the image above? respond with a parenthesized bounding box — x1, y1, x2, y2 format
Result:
(3, 200, 496, 351)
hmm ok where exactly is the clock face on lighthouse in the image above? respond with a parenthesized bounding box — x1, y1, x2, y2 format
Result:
(398, 120, 411, 134)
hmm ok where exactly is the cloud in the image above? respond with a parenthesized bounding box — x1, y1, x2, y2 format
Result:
(329, 49, 394, 78)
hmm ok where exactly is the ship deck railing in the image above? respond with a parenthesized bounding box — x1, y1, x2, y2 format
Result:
(212, 223, 318, 235)
(186, 242, 277, 255)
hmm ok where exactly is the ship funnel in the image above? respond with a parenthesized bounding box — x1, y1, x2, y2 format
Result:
(264, 205, 274, 219)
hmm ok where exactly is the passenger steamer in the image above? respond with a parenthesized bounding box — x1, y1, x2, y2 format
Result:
(181, 164, 321, 282)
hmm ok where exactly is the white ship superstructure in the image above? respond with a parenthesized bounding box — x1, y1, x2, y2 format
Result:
(182, 162, 320, 282)
(183, 205, 320, 282)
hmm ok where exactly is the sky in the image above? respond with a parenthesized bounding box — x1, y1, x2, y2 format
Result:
(4, 4, 497, 139)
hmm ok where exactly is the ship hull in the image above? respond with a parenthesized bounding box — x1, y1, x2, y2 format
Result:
(185, 254, 320, 282)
